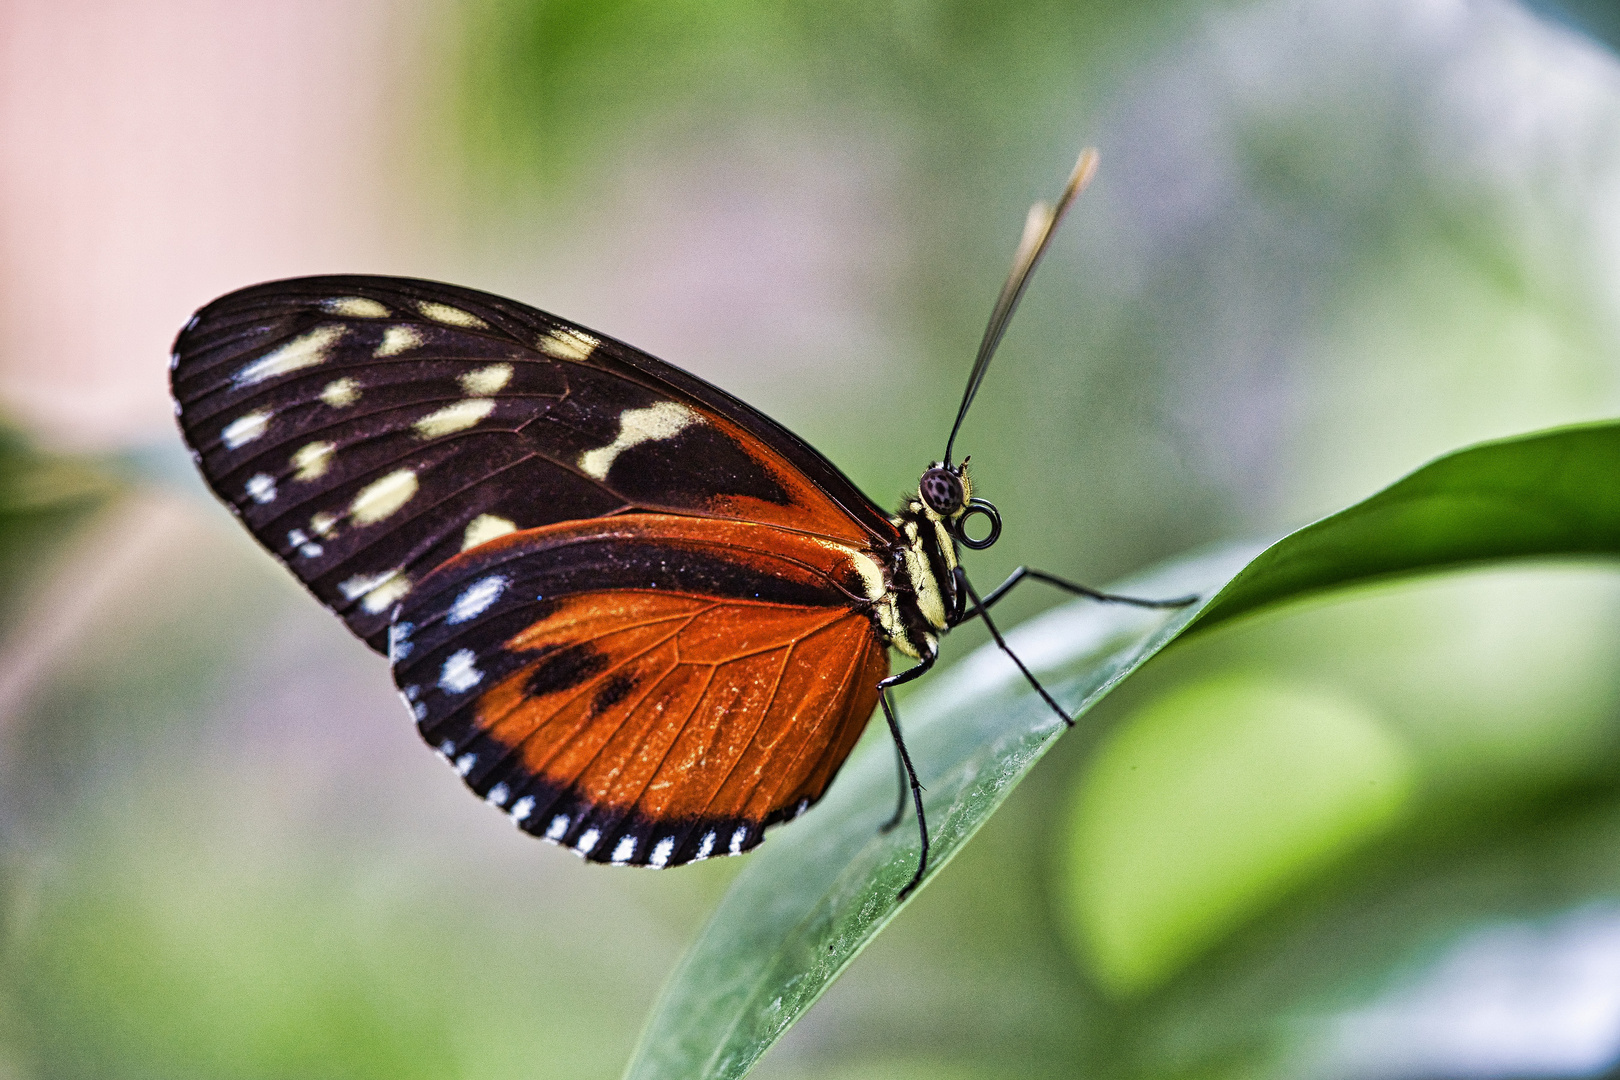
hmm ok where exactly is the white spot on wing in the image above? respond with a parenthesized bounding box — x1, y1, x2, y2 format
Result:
(412, 399, 495, 439)
(222, 410, 270, 449)
(417, 300, 486, 328)
(486, 782, 510, 807)
(245, 473, 276, 504)
(510, 796, 535, 823)
(323, 296, 389, 318)
(538, 327, 597, 361)
(439, 649, 483, 694)
(696, 831, 716, 861)
(545, 814, 569, 839)
(374, 324, 425, 358)
(455, 752, 476, 776)
(309, 511, 339, 537)
(611, 835, 636, 864)
(350, 469, 418, 524)
(388, 622, 414, 661)
(576, 828, 601, 856)
(460, 363, 513, 396)
(291, 440, 334, 481)
(287, 528, 323, 559)
(577, 401, 701, 481)
(729, 827, 747, 855)
(462, 514, 516, 551)
(234, 325, 345, 386)
(650, 837, 675, 868)
(448, 575, 507, 624)
(320, 377, 360, 408)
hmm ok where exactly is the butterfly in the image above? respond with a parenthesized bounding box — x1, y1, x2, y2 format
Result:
(169, 149, 1189, 896)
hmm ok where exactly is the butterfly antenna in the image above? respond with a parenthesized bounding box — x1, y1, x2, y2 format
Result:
(943, 148, 1099, 467)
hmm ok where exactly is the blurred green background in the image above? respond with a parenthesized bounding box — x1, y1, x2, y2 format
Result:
(3, 1, 1620, 1077)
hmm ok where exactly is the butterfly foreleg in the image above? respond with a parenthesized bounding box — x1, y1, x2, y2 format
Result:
(957, 571, 1075, 729)
(958, 566, 1197, 622)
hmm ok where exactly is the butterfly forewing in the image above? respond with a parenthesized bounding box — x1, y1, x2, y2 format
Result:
(171, 275, 896, 651)
(391, 514, 888, 865)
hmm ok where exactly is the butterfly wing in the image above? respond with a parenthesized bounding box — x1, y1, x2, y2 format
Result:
(170, 275, 897, 652)
(391, 514, 890, 865)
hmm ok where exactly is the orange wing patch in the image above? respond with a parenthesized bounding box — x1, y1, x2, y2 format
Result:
(456, 592, 884, 865)
(390, 514, 893, 866)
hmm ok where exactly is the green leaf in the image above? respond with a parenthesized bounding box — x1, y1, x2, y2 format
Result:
(624, 420, 1620, 1080)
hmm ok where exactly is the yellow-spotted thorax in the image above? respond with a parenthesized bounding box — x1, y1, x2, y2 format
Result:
(874, 460, 1000, 660)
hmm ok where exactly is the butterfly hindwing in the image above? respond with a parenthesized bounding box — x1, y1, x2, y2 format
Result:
(170, 275, 896, 652)
(391, 514, 889, 865)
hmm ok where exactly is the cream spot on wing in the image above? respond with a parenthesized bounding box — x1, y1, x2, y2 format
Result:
(309, 510, 339, 537)
(412, 399, 495, 440)
(447, 575, 506, 624)
(339, 567, 404, 603)
(222, 410, 270, 450)
(510, 796, 535, 824)
(417, 300, 486, 328)
(650, 837, 675, 868)
(322, 296, 389, 318)
(459, 363, 513, 396)
(234, 325, 345, 386)
(462, 514, 516, 551)
(374, 324, 425, 358)
(545, 814, 569, 839)
(811, 539, 887, 601)
(320, 377, 360, 408)
(360, 571, 411, 614)
(439, 648, 483, 694)
(538, 327, 597, 361)
(610, 835, 636, 864)
(577, 401, 700, 480)
(291, 440, 334, 482)
(245, 473, 276, 504)
(350, 469, 418, 524)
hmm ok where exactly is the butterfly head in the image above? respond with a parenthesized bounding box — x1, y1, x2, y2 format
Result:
(912, 459, 1001, 554)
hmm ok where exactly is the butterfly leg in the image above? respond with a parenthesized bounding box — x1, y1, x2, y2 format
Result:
(878, 655, 935, 898)
(957, 571, 1076, 729)
(962, 566, 1197, 620)
(880, 691, 910, 832)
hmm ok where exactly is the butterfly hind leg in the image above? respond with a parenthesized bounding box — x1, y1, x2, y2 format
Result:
(878, 654, 935, 899)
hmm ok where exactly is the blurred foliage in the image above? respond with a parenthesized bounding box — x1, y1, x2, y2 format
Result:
(0, 427, 115, 626)
(7, 1, 1620, 1079)
(629, 421, 1620, 1079)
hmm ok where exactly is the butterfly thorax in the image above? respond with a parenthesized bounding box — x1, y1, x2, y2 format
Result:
(869, 463, 973, 660)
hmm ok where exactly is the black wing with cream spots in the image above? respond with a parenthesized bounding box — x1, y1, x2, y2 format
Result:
(170, 275, 896, 652)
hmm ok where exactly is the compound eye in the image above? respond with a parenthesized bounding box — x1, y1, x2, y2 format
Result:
(919, 467, 964, 516)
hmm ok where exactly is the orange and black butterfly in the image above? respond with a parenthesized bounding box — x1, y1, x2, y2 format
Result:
(170, 150, 1188, 895)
